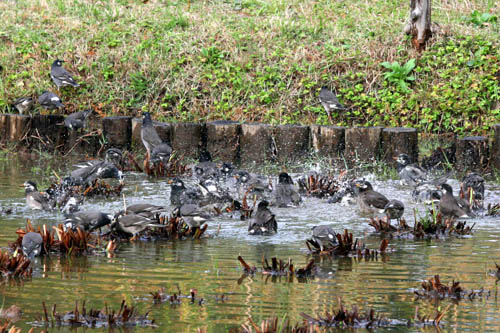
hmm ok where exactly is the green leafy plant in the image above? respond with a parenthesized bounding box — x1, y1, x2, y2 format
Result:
(381, 59, 416, 93)
(468, 10, 497, 27)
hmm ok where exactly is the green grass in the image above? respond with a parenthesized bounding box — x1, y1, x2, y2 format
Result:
(0, 0, 498, 134)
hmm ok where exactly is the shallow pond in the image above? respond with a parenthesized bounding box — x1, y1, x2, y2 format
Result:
(1, 154, 500, 332)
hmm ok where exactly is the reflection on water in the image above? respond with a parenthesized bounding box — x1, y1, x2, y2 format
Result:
(1, 154, 500, 332)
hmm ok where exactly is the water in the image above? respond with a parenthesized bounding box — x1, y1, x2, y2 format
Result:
(1, 154, 500, 332)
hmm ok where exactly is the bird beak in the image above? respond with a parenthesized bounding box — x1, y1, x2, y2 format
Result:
(392, 156, 398, 161)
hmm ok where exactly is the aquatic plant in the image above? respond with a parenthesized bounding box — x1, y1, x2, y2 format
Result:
(143, 152, 191, 178)
(0, 322, 23, 333)
(237, 256, 316, 284)
(0, 250, 32, 280)
(297, 173, 342, 198)
(486, 203, 500, 217)
(306, 229, 389, 258)
(413, 275, 489, 301)
(12, 220, 100, 256)
(150, 287, 206, 305)
(368, 210, 475, 239)
(33, 300, 155, 328)
(82, 179, 122, 197)
(122, 215, 208, 241)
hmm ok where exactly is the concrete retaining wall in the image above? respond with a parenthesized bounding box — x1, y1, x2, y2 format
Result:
(0, 113, 498, 171)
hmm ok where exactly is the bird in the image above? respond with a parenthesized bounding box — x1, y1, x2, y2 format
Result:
(38, 91, 64, 110)
(319, 86, 345, 121)
(21, 232, 43, 259)
(461, 173, 485, 202)
(271, 172, 301, 207)
(355, 181, 389, 215)
(64, 210, 112, 232)
(140, 112, 163, 156)
(150, 143, 173, 165)
(73, 148, 123, 169)
(173, 204, 212, 229)
(394, 153, 426, 185)
(64, 109, 92, 130)
(169, 178, 200, 206)
(310, 225, 337, 251)
(193, 150, 219, 180)
(439, 183, 474, 218)
(70, 161, 123, 185)
(384, 200, 405, 223)
(248, 200, 277, 235)
(50, 59, 80, 89)
(412, 182, 442, 204)
(11, 96, 34, 114)
(111, 213, 165, 238)
(23, 181, 53, 210)
(235, 170, 272, 198)
(115, 203, 166, 220)
(219, 162, 235, 179)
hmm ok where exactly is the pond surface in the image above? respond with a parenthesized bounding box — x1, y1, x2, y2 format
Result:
(1, 154, 500, 332)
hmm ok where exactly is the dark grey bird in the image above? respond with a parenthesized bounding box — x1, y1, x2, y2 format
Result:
(220, 162, 235, 178)
(64, 210, 112, 232)
(248, 200, 277, 235)
(12, 96, 34, 114)
(73, 148, 123, 169)
(70, 161, 123, 185)
(21, 232, 43, 259)
(60, 196, 81, 214)
(38, 91, 64, 110)
(111, 213, 165, 238)
(193, 150, 219, 180)
(384, 200, 405, 222)
(319, 86, 345, 121)
(394, 153, 426, 186)
(355, 181, 389, 215)
(236, 170, 272, 198)
(173, 204, 212, 229)
(169, 178, 200, 206)
(439, 183, 474, 218)
(272, 172, 302, 207)
(461, 173, 485, 202)
(151, 143, 173, 165)
(412, 182, 442, 204)
(311, 225, 337, 252)
(23, 181, 52, 211)
(140, 112, 163, 156)
(115, 203, 166, 220)
(64, 109, 92, 130)
(50, 59, 80, 89)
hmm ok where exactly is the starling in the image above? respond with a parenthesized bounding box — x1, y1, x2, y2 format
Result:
(140, 112, 163, 155)
(38, 91, 64, 110)
(319, 86, 345, 121)
(355, 181, 389, 215)
(64, 109, 92, 130)
(12, 96, 34, 114)
(50, 59, 80, 89)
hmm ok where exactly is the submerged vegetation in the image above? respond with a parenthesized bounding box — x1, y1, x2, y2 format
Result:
(0, 0, 498, 134)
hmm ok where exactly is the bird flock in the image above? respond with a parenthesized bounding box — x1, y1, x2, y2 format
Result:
(12, 59, 485, 258)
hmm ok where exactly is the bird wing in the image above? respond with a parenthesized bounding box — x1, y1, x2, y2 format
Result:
(52, 66, 78, 85)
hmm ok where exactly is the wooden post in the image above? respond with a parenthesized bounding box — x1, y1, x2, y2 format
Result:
(404, 0, 432, 51)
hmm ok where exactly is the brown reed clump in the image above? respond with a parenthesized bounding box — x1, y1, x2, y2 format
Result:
(237, 256, 315, 284)
(34, 300, 155, 328)
(143, 153, 191, 178)
(297, 173, 342, 198)
(306, 229, 389, 259)
(414, 275, 489, 301)
(11, 220, 98, 256)
(0, 250, 32, 280)
(368, 210, 474, 239)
